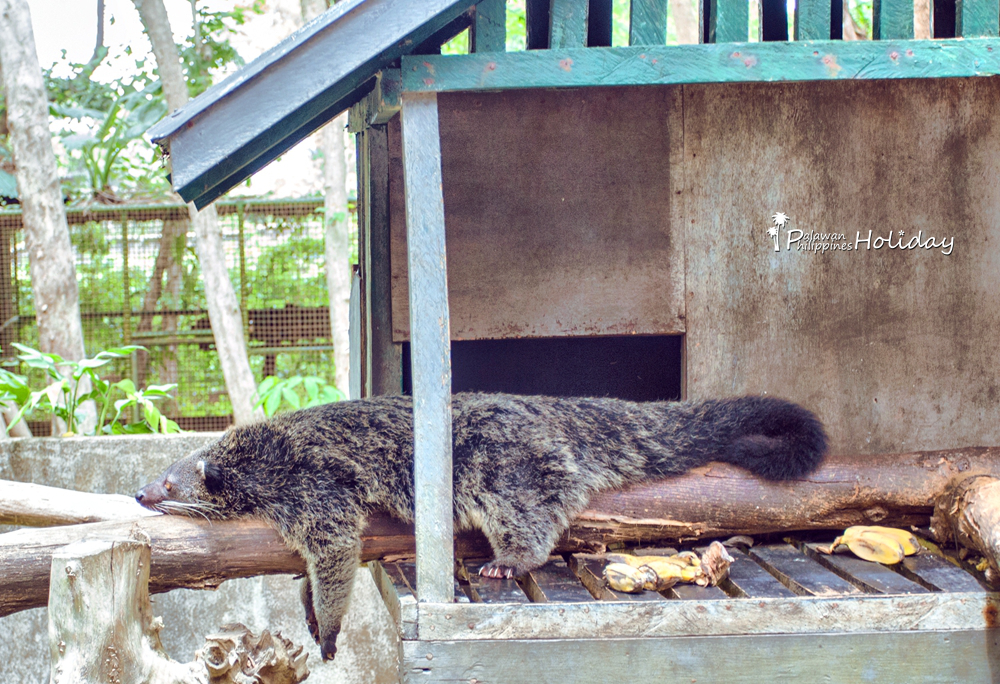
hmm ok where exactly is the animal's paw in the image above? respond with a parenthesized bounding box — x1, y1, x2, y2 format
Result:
(479, 561, 521, 579)
(320, 629, 340, 662)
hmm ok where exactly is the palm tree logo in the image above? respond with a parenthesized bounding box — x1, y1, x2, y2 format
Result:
(768, 212, 789, 252)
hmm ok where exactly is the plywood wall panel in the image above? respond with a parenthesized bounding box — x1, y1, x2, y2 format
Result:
(682, 77, 1000, 455)
(389, 86, 685, 341)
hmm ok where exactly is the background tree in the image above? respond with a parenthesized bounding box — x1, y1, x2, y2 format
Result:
(300, 0, 352, 398)
(0, 0, 95, 434)
(131, 0, 263, 424)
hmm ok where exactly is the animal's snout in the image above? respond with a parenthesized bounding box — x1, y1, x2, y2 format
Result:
(135, 482, 165, 507)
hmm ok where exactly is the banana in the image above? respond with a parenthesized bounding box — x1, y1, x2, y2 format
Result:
(636, 560, 684, 590)
(606, 553, 694, 569)
(855, 526, 921, 556)
(603, 562, 650, 593)
(826, 526, 913, 564)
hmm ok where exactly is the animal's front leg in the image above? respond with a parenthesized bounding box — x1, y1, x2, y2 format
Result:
(305, 537, 362, 662)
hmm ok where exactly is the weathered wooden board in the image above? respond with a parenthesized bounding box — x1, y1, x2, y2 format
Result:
(401, 631, 1000, 683)
(523, 558, 595, 602)
(412, 592, 998, 640)
(722, 549, 798, 598)
(682, 77, 1000, 455)
(389, 85, 685, 341)
(749, 544, 862, 596)
(802, 543, 931, 594)
(900, 552, 988, 593)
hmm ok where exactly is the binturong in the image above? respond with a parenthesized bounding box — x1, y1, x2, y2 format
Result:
(136, 392, 827, 662)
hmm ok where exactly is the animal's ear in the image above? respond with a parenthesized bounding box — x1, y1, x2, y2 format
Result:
(197, 459, 224, 494)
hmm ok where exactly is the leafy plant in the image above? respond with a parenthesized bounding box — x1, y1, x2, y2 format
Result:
(0, 343, 181, 436)
(254, 375, 344, 418)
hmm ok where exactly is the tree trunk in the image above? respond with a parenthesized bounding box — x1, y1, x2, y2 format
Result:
(321, 116, 352, 397)
(48, 533, 309, 684)
(49, 536, 210, 684)
(670, 0, 699, 43)
(132, 0, 263, 423)
(191, 204, 262, 422)
(0, 0, 96, 435)
(135, 218, 186, 390)
(301, 0, 352, 397)
(6, 445, 1000, 616)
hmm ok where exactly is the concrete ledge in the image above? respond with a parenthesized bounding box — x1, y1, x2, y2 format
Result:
(0, 434, 399, 683)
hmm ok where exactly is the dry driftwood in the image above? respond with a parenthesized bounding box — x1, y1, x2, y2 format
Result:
(3, 445, 1000, 617)
(931, 474, 1000, 583)
(48, 530, 309, 684)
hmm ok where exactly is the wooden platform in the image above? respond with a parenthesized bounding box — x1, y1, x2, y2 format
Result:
(371, 538, 1000, 683)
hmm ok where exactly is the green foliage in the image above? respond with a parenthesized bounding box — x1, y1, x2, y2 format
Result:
(848, 0, 874, 37)
(0, 343, 181, 436)
(254, 375, 344, 418)
(45, 50, 170, 202)
(181, 2, 265, 98)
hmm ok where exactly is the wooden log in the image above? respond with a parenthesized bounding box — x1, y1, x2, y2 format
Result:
(931, 474, 1000, 583)
(0, 479, 158, 527)
(4, 446, 1000, 617)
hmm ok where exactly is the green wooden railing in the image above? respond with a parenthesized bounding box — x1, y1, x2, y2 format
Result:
(398, 0, 1000, 92)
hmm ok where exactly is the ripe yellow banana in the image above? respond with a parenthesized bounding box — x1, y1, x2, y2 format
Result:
(855, 526, 921, 555)
(603, 562, 650, 593)
(827, 526, 918, 564)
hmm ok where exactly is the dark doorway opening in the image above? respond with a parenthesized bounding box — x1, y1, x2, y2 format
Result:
(402, 335, 683, 402)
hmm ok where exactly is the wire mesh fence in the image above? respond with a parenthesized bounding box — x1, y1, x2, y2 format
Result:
(0, 198, 354, 433)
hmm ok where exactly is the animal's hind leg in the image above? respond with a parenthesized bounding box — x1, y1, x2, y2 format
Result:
(478, 500, 566, 579)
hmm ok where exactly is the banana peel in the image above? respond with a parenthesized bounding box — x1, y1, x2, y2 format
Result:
(603, 541, 732, 593)
(603, 562, 650, 593)
(818, 525, 921, 565)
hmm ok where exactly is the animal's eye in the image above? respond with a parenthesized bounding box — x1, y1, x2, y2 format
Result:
(164, 482, 173, 492)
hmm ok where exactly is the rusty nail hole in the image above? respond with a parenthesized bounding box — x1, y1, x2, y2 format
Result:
(487, 62, 496, 71)
(890, 51, 899, 59)
(906, 49, 914, 56)
(732, 51, 741, 57)
(467, 623, 475, 630)
(640, 53, 646, 59)
(813, 51, 819, 56)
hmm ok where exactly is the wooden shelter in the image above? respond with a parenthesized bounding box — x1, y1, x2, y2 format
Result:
(147, 0, 1000, 680)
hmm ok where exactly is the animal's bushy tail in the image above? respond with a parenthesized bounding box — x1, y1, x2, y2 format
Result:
(676, 396, 828, 481)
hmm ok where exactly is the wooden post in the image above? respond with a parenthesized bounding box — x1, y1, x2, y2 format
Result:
(400, 91, 454, 605)
(366, 126, 403, 396)
(550, 0, 590, 47)
(874, 0, 915, 38)
(471, 0, 507, 52)
(795, 0, 832, 38)
(956, 0, 1000, 36)
(702, 0, 749, 43)
(630, 0, 668, 45)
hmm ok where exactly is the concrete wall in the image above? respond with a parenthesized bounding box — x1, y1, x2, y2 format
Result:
(0, 434, 399, 683)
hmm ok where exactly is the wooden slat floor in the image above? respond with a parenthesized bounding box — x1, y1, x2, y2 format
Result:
(378, 536, 990, 604)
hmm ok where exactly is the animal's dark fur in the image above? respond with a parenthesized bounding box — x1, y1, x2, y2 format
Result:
(136, 393, 827, 661)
